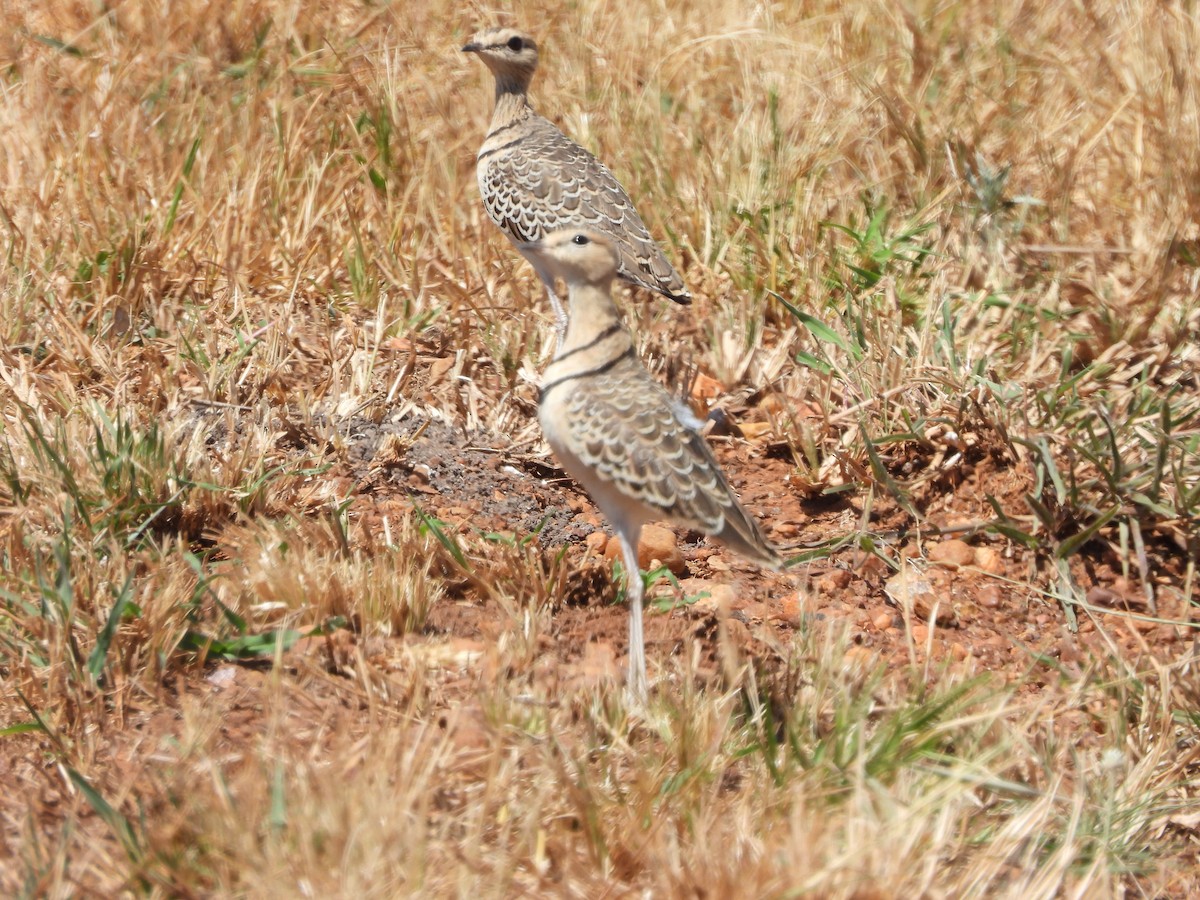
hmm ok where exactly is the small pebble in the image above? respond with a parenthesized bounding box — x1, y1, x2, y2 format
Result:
(929, 539, 975, 568)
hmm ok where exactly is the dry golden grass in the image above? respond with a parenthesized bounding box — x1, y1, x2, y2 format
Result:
(1, 0, 1198, 896)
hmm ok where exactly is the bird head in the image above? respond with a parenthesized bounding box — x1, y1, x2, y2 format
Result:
(462, 28, 539, 86)
(518, 229, 620, 288)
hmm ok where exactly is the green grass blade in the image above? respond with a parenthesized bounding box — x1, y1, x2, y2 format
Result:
(65, 766, 143, 860)
(86, 572, 136, 683)
(411, 499, 471, 571)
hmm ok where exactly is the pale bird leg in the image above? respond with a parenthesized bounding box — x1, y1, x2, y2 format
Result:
(526, 256, 569, 350)
(618, 528, 648, 701)
(546, 284, 568, 350)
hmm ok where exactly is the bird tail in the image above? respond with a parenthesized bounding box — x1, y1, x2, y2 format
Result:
(715, 517, 785, 573)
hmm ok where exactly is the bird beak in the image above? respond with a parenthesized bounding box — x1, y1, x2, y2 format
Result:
(671, 294, 692, 306)
(516, 240, 542, 253)
(462, 42, 481, 53)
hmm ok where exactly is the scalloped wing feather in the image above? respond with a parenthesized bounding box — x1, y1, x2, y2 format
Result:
(556, 357, 780, 568)
(479, 115, 688, 300)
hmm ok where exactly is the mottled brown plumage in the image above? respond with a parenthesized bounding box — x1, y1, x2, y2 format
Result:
(547, 356, 781, 569)
(463, 27, 689, 346)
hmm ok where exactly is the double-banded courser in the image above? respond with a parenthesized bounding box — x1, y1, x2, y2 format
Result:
(463, 27, 690, 347)
(524, 229, 781, 699)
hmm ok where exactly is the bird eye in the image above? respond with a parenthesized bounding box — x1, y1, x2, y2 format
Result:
(507, 36, 523, 51)
(571, 234, 590, 245)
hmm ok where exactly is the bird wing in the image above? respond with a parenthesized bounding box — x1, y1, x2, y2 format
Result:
(479, 115, 689, 302)
(558, 356, 779, 567)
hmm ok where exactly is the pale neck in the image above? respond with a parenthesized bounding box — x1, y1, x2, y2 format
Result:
(557, 279, 626, 359)
(492, 76, 532, 123)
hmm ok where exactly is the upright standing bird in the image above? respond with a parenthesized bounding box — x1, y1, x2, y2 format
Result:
(524, 228, 782, 699)
(462, 27, 690, 348)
